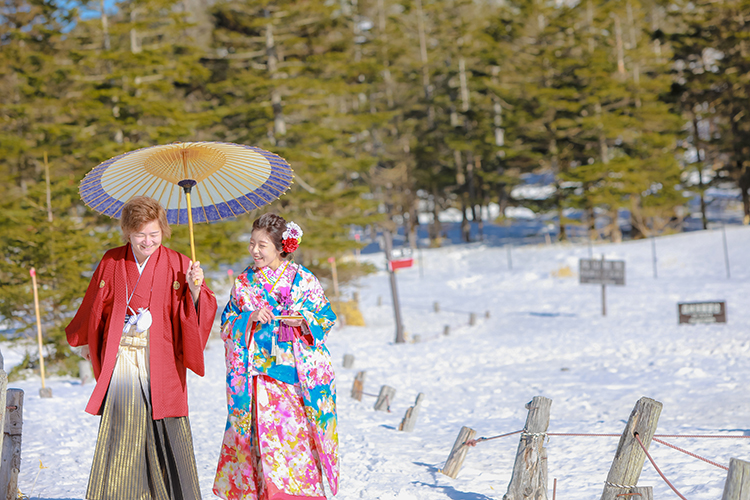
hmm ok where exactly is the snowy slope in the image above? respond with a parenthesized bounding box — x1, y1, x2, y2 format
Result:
(9, 226, 750, 499)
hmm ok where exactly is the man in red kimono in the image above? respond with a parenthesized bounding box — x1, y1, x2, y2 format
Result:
(66, 196, 218, 500)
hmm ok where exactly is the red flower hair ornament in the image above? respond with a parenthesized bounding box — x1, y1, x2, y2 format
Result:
(282, 221, 303, 254)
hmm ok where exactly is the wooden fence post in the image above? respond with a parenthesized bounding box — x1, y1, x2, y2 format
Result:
(443, 325, 450, 336)
(0, 372, 6, 454)
(0, 389, 23, 500)
(343, 354, 355, 369)
(351, 371, 366, 401)
(504, 396, 552, 500)
(722, 458, 750, 500)
(433, 301, 440, 313)
(623, 487, 652, 500)
(441, 426, 476, 479)
(399, 393, 425, 432)
(374, 385, 396, 412)
(79, 360, 94, 385)
(469, 313, 477, 326)
(485, 310, 491, 319)
(600, 397, 662, 500)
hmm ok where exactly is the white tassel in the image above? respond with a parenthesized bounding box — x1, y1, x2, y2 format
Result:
(271, 335, 279, 359)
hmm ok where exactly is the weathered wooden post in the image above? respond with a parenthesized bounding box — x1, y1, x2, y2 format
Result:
(600, 397, 662, 500)
(0, 372, 6, 454)
(328, 257, 340, 304)
(373, 385, 396, 412)
(343, 354, 355, 369)
(377, 295, 382, 306)
(601, 255, 607, 317)
(469, 313, 477, 326)
(0, 389, 23, 500)
(623, 487, 653, 500)
(507, 243, 513, 270)
(30, 268, 52, 398)
(351, 371, 366, 401)
(722, 458, 750, 500)
(398, 393, 425, 432)
(433, 301, 440, 313)
(443, 325, 450, 336)
(504, 396, 552, 500)
(441, 426, 476, 479)
(722, 223, 731, 279)
(485, 310, 491, 319)
(78, 360, 94, 385)
(383, 231, 405, 344)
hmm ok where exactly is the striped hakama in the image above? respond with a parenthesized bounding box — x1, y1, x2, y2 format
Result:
(86, 323, 201, 500)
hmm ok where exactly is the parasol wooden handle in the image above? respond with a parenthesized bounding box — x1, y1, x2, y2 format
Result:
(179, 179, 200, 286)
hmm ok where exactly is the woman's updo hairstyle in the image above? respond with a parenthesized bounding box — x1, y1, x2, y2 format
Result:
(252, 213, 293, 259)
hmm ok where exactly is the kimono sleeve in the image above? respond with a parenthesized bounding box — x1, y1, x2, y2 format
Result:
(175, 277, 217, 377)
(299, 273, 336, 347)
(220, 283, 253, 348)
(65, 257, 106, 347)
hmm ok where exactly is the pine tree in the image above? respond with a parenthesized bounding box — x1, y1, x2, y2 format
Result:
(205, 0, 380, 272)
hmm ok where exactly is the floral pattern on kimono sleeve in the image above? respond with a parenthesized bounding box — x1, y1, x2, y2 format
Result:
(293, 334, 338, 494)
(220, 283, 257, 411)
(294, 268, 336, 347)
(221, 284, 248, 342)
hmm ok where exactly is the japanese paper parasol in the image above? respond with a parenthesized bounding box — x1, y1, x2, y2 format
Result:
(78, 141, 294, 263)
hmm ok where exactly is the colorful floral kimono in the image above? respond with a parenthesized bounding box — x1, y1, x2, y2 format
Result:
(213, 262, 338, 500)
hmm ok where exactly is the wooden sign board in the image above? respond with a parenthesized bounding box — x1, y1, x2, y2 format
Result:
(678, 301, 727, 324)
(579, 259, 626, 286)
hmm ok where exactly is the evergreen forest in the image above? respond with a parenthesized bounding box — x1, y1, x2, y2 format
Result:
(1, 0, 749, 369)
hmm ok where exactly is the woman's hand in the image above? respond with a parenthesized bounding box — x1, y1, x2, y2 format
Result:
(187, 260, 204, 303)
(250, 308, 275, 324)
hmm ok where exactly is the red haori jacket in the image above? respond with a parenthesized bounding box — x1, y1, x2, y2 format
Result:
(65, 243, 218, 420)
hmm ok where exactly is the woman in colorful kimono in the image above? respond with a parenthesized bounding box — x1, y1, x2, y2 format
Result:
(213, 213, 338, 500)
(66, 196, 218, 500)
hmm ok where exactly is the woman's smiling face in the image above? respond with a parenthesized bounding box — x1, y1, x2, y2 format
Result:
(249, 229, 282, 269)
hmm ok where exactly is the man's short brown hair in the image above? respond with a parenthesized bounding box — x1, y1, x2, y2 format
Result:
(120, 196, 172, 241)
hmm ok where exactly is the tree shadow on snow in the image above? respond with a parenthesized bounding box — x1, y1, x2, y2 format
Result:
(412, 461, 441, 474)
(526, 311, 577, 318)
(33, 497, 82, 500)
(410, 480, 495, 500)
(718, 428, 750, 435)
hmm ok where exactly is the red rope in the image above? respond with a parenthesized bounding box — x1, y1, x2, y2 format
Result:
(548, 433, 621, 437)
(475, 431, 750, 441)
(654, 434, 750, 439)
(470, 430, 734, 472)
(652, 437, 729, 471)
(466, 430, 522, 446)
(634, 433, 687, 500)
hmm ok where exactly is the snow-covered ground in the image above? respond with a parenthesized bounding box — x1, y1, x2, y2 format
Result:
(8, 226, 750, 499)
